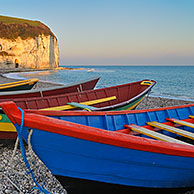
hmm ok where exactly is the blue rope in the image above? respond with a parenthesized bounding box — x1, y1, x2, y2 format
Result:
(17, 107, 51, 194)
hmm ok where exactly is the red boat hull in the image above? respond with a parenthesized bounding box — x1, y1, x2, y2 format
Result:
(4, 80, 156, 110)
(0, 77, 100, 99)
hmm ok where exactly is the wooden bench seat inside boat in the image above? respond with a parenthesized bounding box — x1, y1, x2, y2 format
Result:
(189, 115, 194, 119)
(125, 124, 191, 145)
(147, 121, 194, 140)
(166, 118, 194, 129)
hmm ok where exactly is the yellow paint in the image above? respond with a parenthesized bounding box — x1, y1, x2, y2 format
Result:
(0, 123, 16, 132)
(140, 81, 153, 86)
(170, 119, 194, 129)
(83, 108, 92, 112)
(130, 124, 189, 145)
(0, 78, 38, 89)
(189, 115, 194, 119)
(147, 121, 194, 140)
(0, 115, 2, 120)
(125, 96, 145, 110)
(41, 96, 117, 111)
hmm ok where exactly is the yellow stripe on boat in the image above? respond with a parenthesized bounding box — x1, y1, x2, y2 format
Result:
(0, 122, 16, 132)
(0, 78, 38, 89)
(125, 95, 146, 110)
(169, 118, 194, 129)
(41, 96, 117, 111)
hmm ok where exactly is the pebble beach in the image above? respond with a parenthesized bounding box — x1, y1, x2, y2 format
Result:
(0, 74, 194, 194)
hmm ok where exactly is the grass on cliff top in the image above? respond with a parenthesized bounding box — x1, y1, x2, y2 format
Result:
(0, 15, 40, 26)
(0, 15, 55, 40)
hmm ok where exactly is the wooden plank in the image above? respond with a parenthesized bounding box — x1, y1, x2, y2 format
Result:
(167, 118, 194, 129)
(147, 121, 194, 140)
(67, 102, 97, 110)
(41, 96, 117, 111)
(125, 124, 191, 145)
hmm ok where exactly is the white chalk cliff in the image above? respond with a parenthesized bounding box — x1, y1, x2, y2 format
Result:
(0, 15, 59, 69)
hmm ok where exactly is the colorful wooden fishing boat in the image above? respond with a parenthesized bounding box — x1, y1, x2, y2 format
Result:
(0, 78, 39, 91)
(0, 79, 155, 140)
(0, 77, 99, 99)
(2, 101, 194, 193)
(4, 79, 156, 110)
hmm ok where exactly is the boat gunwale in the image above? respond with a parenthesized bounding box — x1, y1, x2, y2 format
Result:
(1, 101, 194, 158)
(27, 102, 194, 116)
(13, 79, 156, 110)
(93, 81, 156, 111)
(0, 78, 38, 89)
(0, 76, 100, 96)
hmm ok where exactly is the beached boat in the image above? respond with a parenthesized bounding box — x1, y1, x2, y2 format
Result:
(0, 79, 155, 140)
(6, 79, 156, 110)
(0, 78, 38, 91)
(0, 76, 100, 99)
(2, 101, 194, 193)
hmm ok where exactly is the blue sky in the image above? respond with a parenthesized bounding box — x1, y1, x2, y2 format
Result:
(1, 0, 194, 65)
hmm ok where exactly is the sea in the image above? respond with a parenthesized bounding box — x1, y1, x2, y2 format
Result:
(4, 65, 194, 101)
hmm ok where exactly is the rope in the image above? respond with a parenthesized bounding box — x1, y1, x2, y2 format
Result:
(10, 137, 26, 176)
(16, 107, 51, 194)
(10, 130, 35, 176)
(83, 108, 92, 112)
(27, 129, 36, 165)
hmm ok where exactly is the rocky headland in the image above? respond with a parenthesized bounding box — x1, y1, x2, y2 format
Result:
(0, 15, 59, 70)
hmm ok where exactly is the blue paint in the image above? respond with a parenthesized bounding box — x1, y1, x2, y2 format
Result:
(18, 124, 194, 188)
(49, 105, 194, 133)
(14, 104, 194, 189)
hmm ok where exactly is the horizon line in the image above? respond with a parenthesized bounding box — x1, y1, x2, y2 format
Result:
(61, 64, 194, 66)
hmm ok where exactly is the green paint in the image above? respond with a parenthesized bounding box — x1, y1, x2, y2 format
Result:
(113, 96, 145, 111)
(0, 114, 11, 123)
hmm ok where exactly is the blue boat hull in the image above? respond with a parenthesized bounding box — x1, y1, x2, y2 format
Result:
(19, 124, 194, 189)
(2, 102, 194, 192)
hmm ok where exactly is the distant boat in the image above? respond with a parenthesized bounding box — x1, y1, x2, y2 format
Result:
(0, 78, 38, 91)
(0, 76, 100, 99)
(2, 101, 194, 193)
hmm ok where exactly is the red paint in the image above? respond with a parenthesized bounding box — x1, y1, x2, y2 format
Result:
(0, 77, 99, 99)
(0, 131, 17, 139)
(4, 80, 156, 110)
(1, 101, 194, 158)
(27, 103, 194, 117)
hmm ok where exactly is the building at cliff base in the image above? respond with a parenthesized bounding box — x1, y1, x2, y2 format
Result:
(0, 15, 59, 69)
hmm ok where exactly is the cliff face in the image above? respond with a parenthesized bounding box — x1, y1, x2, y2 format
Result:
(0, 15, 59, 69)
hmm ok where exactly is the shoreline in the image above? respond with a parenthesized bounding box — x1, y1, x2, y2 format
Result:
(0, 65, 89, 74)
(1, 72, 193, 107)
(1, 69, 194, 103)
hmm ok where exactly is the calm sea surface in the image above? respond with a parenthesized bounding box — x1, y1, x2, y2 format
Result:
(6, 65, 194, 101)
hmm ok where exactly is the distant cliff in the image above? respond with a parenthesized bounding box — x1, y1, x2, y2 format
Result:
(0, 15, 59, 69)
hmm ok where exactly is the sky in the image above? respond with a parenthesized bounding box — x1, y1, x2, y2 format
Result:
(0, 0, 194, 65)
